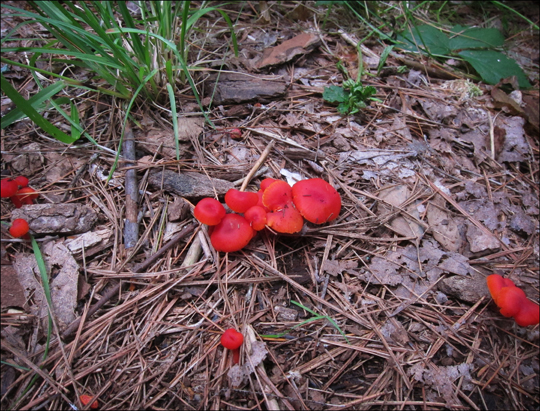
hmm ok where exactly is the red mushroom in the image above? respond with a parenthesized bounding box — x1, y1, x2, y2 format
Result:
(1, 178, 18, 198)
(225, 189, 259, 213)
(221, 328, 244, 364)
(9, 219, 30, 238)
(486, 274, 516, 306)
(497, 286, 527, 318)
(229, 128, 242, 140)
(244, 205, 267, 231)
(486, 274, 540, 327)
(16, 187, 39, 205)
(80, 394, 99, 409)
(262, 180, 293, 211)
(210, 214, 254, 252)
(514, 299, 540, 327)
(266, 204, 304, 234)
(292, 178, 341, 224)
(194, 198, 226, 226)
(260, 178, 278, 192)
(13, 176, 29, 188)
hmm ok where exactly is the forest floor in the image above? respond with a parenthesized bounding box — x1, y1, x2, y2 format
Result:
(1, 2, 539, 410)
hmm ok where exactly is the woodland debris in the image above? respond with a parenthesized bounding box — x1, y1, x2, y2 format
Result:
(148, 169, 234, 199)
(12, 204, 98, 235)
(13, 241, 78, 332)
(255, 32, 321, 69)
(203, 72, 286, 105)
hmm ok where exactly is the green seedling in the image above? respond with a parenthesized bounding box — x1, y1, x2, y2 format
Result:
(260, 300, 350, 344)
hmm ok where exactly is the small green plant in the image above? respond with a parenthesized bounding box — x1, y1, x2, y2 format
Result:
(260, 300, 350, 344)
(323, 51, 379, 116)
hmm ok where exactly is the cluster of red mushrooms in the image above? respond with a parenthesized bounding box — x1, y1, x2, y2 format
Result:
(194, 177, 342, 252)
(487, 274, 539, 327)
(1, 176, 37, 238)
(1, 176, 38, 208)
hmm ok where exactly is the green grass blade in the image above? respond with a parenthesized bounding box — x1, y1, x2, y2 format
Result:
(70, 101, 81, 140)
(166, 83, 180, 161)
(1, 75, 77, 144)
(1, 80, 66, 129)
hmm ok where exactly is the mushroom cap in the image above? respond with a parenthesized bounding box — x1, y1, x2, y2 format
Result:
(225, 189, 259, 213)
(292, 178, 341, 224)
(244, 206, 267, 231)
(497, 286, 526, 318)
(514, 299, 540, 327)
(194, 198, 226, 226)
(486, 274, 516, 305)
(210, 214, 254, 252)
(13, 176, 29, 188)
(262, 180, 293, 211)
(16, 187, 38, 204)
(260, 178, 278, 192)
(9, 218, 29, 238)
(221, 328, 244, 350)
(1, 178, 18, 198)
(266, 204, 304, 234)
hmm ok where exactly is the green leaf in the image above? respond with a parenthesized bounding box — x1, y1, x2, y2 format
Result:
(449, 25, 505, 50)
(70, 101, 81, 141)
(323, 85, 348, 103)
(458, 49, 531, 88)
(1, 80, 66, 129)
(1, 75, 78, 144)
(396, 24, 451, 56)
(377, 45, 393, 76)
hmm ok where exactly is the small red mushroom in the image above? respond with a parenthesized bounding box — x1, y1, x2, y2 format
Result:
(486, 274, 539, 327)
(13, 176, 29, 188)
(266, 204, 304, 234)
(262, 180, 293, 211)
(292, 178, 341, 224)
(1, 178, 18, 198)
(80, 394, 99, 409)
(210, 214, 254, 252)
(244, 205, 267, 231)
(9, 219, 30, 238)
(194, 198, 226, 226)
(260, 178, 278, 192)
(225, 189, 259, 213)
(221, 328, 244, 364)
(514, 299, 540, 327)
(497, 286, 527, 318)
(229, 128, 242, 140)
(486, 274, 516, 306)
(15, 187, 39, 205)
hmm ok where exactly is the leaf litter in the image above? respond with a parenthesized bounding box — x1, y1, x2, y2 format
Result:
(1, 2, 539, 410)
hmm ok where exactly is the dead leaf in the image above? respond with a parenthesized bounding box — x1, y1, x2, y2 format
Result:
(496, 116, 529, 163)
(6, 142, 43, 175)
(13, 241, 78, 332)
(378, 185, 424, 241)
(322, 259, 358, 277)
(426, 198, 463, 252)
(137, 118, 203, 159)
(256, 33, 321, 69)
(0, 264, 27, 309)
(465, 222, 500, 253)
(65, 228, 112, 255)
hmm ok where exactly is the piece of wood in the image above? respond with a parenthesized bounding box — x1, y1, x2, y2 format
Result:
(148, 169, 234, 199)
(204, 72, 286, 105)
